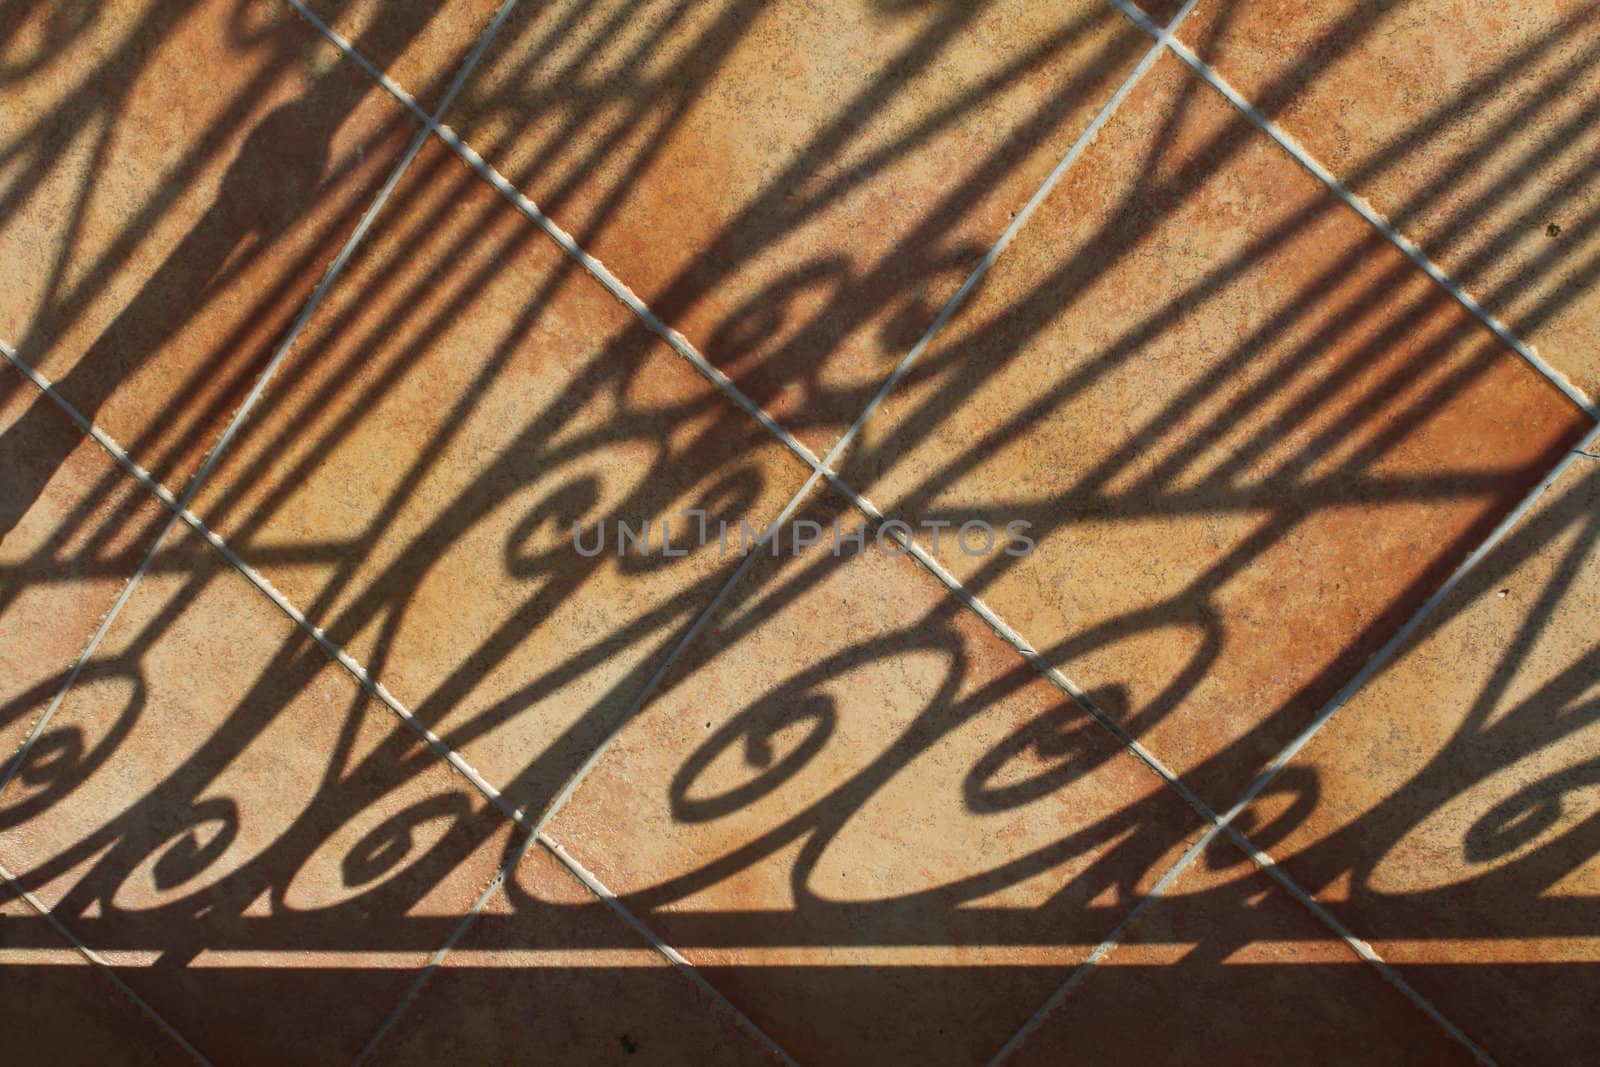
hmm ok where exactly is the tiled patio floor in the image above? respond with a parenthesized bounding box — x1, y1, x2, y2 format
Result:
(1, 1, 1597, 1064)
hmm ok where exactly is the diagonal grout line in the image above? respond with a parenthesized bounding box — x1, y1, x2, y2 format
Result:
(280, 0, 1234, 1053)
(839, 483, 1215, 816)
(289, 0, 1591, 1059)
(1216, 822, 1496, 1066)
(0, 0, 482, 806)
(275, 4, 815, 1062)
(989, 424, 1600, 1065)
(0, 0, 526, 800)
(1108, 0, 1600, 422)
(0, 860, 215, 1067)
(807, 0, 1205, 484)
(282, 2, 1206, 1054)
(20, 2, 1568, 1064)
(0, 4, 522, 1060)
(11, 324, 823, 1063)
(349, 828, 540, 1067)
(1211, 425, 1600, 835)
(1, 341, 518, 818)
(7, 288, 811, 1064)
(283, 0, 830, 476)
(538, 833, 803, 1067)
(504, 0, 1200, 838)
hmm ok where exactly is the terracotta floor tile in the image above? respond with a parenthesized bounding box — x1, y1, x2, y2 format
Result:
(546, 489, 1205, 1065)
(296, 0, 505, 111)
(0, 895, 194, 1065)
(1255, 456, 1600, 1065)
(370, 835, 782, 1066)
(1009, 836, 1477, 1065)
(836, 51, 1592, 811)
(191, 137, 811, 818)
(0, 363, 169, 770)
(0, 525, 513, 1066)
(1178, 0, 1600, 403)
(443, 0, 1153, 453)
(0, 0, 418, 498)
(5, 0, 1597, 1060)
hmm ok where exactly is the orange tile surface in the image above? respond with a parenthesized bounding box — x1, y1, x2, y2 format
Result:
(0, 895, 193, 1065)
(1261, 457, 1600, 1064)
(0, 0, 418, 494)
(547, 492, 1204, 1064)
(1, 0, 1596, 1062)
(299, 0, 506, 110)
(368, 836, 783, 1065)
(1179, 0, 1600, 403)
(0, 526, 514, 1065)
(445, 0, 1153, 452)
(1009, 837, 1478, 1066)
(192, 137, 811, 818)
(0, 361, 168, 769)
(838, 51, 1591, 811)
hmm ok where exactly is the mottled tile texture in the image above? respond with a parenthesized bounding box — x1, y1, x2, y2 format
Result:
(548, 492, 1205, 1064)
(1179, 0, 1600, 403)
(194, 137, 811, 818)
(1, 0, 1597, 1063)
(445, 0, 1153, 452)
(0, 0, 418, 494)
(1260, 458, 1600, 1064)
(839, 51, 1590, 811)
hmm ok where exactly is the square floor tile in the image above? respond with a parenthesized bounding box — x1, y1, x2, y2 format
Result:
(1259, 456, 1600, 1065)
(547, 490, 1205, 1064)
(1179, 0, 1600, 403)
(1009, 835, 1477, 1065)
(0, 0, 419, 494)
(837, 51, 1592, 811)
(0, 362, 169, 769)
(369, 835, 782, 1065)
(0, 525, 513, 1065)
(193, 137, 811, 818)
(443, 0, 1154, 453)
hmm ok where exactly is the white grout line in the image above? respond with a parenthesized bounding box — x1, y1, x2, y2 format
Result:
(808, 0, 1207, 484)
(438, 0, 1200, 840)
(838, 481, 1219, 822)
(0, 4, 526, 1059)
(279, 0, 1233, 1055)
(1108, 0, 1599, 421)
(280, 5, 819, 1062)
(0, 860, 216, 1067)
(11, 0, 1575, 1062)
(0, 82, 442, 805)
(1, 342, 516, 811)
(1210, 424, 1600, 833)
(275, 2, 1598, 1060)
(0, 0, 536, 811)
(531, 466, 827, 832)
(985, 820, 1218, 1066)
(992, 3, 1598, 1060)
(0, 0, 526, 805)
(1217, 822, 1498, 1066)
(0, 352, 186, 805)
(285, 0, 830, 476)
(990, 423, 1599, 1065)
(536, 833, 802, 1067)
(285, 0, 434, 128)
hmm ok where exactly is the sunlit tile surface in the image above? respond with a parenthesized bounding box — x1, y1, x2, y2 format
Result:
(0, 0, 1595, 1063)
